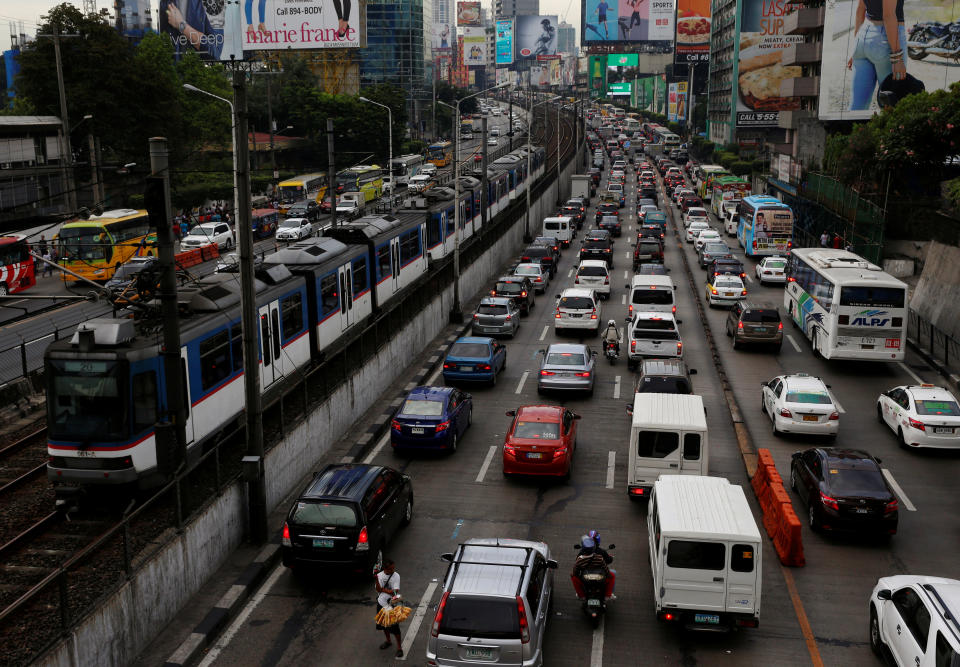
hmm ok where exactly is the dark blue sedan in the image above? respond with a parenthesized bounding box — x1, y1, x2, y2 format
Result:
(390, 386, 472, 453)
(441, 336, 507, 386)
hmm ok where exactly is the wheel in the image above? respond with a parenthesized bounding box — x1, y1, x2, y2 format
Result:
(908, 47, 928, 60)
(225, 238, 233, 250)
(772, 416, 780, 437)
(761, 396, 766, 414)
(790, 466, 798, 491)
(725, 324, 732, 338)
(449, 433, 458, 453)
(812, 330, 823, 359)
(808, 504, 819, 532)
(490, 370, 497, 387)
(870, 607, 885, 656)
(467, 406, 473, 426)
(876, 404, 884, 424)
(0, 283, 7, 297)
(732, 338, 740, 350)
(898, 428, 908, 449)
(401, 497, 413, 525)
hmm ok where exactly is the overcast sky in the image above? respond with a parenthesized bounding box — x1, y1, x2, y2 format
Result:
(1, 0, 581, 55)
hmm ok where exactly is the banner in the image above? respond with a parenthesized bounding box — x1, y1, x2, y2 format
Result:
(582, 0, 675, 45)
(819, 0, 960, 120)
(160, 0, 367, 60)
(735, 0, 804, 127)
(495, 18, 514, 64)
(668, 81, 687, 120)
(609, 82, 632, 94)
(433, 22, 453, 49)
(675, 0, 710, 63)
(461, 26, 487, 65)
(515, 15, 559, 59)
(549, 59, 562, 84)
(607, 53, 641, 84)
(457, 1, 481, 26)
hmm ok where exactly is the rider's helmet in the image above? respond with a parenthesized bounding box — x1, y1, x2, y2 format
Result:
(587, 529, 601, 547)
(607, 319, 616, 328)
(581, 535, 595, 549)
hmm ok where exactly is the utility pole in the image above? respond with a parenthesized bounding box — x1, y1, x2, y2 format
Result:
(326, 118, 337, 229)
(267, 76, 277, 193)
(38, 24, 79, 213)
(88, 132, 102, 204)
(233, 68, 268, 546)
(451, 100, 463, 323)
(508, 101, 513, 151)
(480, 115, 489, 230)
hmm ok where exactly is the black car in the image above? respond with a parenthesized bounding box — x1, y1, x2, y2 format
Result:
(579, 235, 613, 267)
(560, 204, 585, 227)
(598, 215, 622, 236)
(709, 257, 746, 279)
(633, 237, 664, 268)
(587, 168, 602, 186)
(520, 244, 557, 278)
(638, 182, 658, 201)
(633, 359, 697, 396)
(286, 199, 321, 221)
(790, 448, 899, 536)
(595, 203, 619, 223)
(281, 463, 413, 574)
(533, 236, 562, 263)
(638, 224, 664, 241)
(492, 275, 536, 314)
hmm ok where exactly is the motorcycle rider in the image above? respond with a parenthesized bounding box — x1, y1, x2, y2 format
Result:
(572, 530, 616, 598)
(602, 319, 621, 355)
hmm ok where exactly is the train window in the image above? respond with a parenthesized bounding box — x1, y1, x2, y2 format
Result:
(320, 273, 338, 316)
(377, 244, 392, 280)
(260, 314, 271, 367)
(446, 209, 455, 236)
(231, 325, 243, 372)
(132, 371, 157, 432)
(352, 257, 368, 298)
(399, 229, 420, 266)
(281, 292, 304, 339)
(199, 330, 232, 390)
(428, 216, 443, 248)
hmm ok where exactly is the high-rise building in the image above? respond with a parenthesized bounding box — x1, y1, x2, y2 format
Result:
(557, 21, 576, 55)
(116, 0, 152, 31)
(433, 0, 454, 28)
(494, 0, 539, 17)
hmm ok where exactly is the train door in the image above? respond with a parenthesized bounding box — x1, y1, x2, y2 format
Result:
(338, 263, 354, 330)
(179, 348, 195, 445)
(258, 302, 283, 387)
(391, 238, 401, 293)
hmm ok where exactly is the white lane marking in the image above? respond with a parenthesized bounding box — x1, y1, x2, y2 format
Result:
(606, 452, 616, 489)
(363, 431, 390, 464)
(897, 362, 925, 385)
(828, 390, 845, 414)
(568, 268, 574, 278)
(882, 469, 917, 511)
(539, 325, 549, 341)
(425, 363, 442, 386)
(397, 580, 440, 661)
(744, 274, 754, 284)
(785, 334, 802, 353)
(623, 270, 629, 280)
(621, 294, 626, 305)
(591, 616, 605, 666)
(515, 370, 530, 394)
(613, 375, 621, 399)
(198, 564, 285, 667)
(476, 445, 498, 483)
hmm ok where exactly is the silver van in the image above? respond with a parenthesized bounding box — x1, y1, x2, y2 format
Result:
(426, 538, 557, 667)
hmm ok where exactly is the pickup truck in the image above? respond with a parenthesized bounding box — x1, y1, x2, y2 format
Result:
(335, 192, 365, 220)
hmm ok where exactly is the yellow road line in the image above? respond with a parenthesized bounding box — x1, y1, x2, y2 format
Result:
(780, 563, 824, 667)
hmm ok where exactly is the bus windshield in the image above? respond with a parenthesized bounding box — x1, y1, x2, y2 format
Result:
(59, 226, 109, 261)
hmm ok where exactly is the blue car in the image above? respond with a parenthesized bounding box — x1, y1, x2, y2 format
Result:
(391, 386, 472, 453)
(441, 336, 507, 386)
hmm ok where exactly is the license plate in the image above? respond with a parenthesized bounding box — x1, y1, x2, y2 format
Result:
(312, 538, 334, 548)
(724, 292, 735, 297)
(587, 599, 602, 607)
(570, 313, 582, 318)
(465, 647, 493, 659)
(855, 508, 869, 514)
(803, 415, 819, 422)
(935, 427, 955, 434)
(460, 366, 474, 372)
(526, 452, 543, 459)
(411, 427, 425, 435)
(861, 337, 877, 346)
(754, 327, 767, 332)
(694, 613, 720, 625)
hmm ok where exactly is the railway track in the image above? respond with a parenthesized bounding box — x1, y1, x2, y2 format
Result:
(0, 428, 54, 548)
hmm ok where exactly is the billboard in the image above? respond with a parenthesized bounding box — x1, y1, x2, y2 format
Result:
(608, 82, 632, 95)
(819, 0, 960, 120)
(462, 26, 487, 65)
(668, 81, 687, 121)
(675, 0, 710, 63)
(457, 1, 481, 25)
(582, 0, 675, 45)
(159, 0, 366, 60)
(433, 22, 453, 49)
(735, 0, 804, 127)
(607, 53, 641, 84)
(515, 15, 559, 59)
(496, 18, 514, 64)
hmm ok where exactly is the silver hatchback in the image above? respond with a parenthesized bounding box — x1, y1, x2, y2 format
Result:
(536, 343, 597, 395)
(472, 297, 521, 338)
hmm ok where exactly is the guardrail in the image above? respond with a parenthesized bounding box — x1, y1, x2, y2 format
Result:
(908, 310, 960, 383)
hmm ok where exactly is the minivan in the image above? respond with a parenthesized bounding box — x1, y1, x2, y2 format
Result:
(575, 259, 611, 299)
(626, 311, 683, 369)
(555, 288, 602, 334)
(626, 393, 708, 497)
(647, 475, 762, 630)
(726, 301, 783, 350)
(627, 275, 676, 317)
(542, 216, 573, 248)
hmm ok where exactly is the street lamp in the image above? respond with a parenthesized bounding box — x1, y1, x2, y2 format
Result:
(183, 83, 238, 221)
(358, 97, 393, 213)
(526, 95, 560, 243)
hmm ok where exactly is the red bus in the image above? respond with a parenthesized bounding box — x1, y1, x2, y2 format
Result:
(0, 235, 36, 296)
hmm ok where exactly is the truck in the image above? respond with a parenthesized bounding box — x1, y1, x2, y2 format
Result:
(570, 174, 594, 202)
(335, 192, 366, 220)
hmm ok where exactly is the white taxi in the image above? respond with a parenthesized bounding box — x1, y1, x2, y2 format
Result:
(686, 220, 709, 243)
(762, 373, 839, 440)
(694, 229, 722, 251)
(755, 256, 788, 285)
(876, 384, 960, 448)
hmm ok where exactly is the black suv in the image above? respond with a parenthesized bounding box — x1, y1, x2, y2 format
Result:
(281, 463, 413, 575)
(633, 359, 697, 395)
(520, 245, 557, 278)
(595, 203, 619, 223)
(492, 275, 536, 314)
(580, 235, 613, 267)
(286, 199, 321, 221)
(560, 204, 585, 228)
(708, 257, 746, 280)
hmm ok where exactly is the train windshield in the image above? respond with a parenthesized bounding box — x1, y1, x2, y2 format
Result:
(48, 359, 127, 440)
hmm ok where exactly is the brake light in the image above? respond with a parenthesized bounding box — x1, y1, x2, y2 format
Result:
(629, 304, 633, 315)
(631, 340, 636, 352)
(779, 408, 793, 418)
(555, 309, 561, 319)
(435, 420, 451, 433)
(820, 493, 839, 511)
(540, 370, 555, 376)
(604, 276, 609, 284)
(908, 417, 925, 431)
(476, 363, 492, 371)
(741, 289, 748, 296)
(738, 321, 744, 330)
(443, 362, 455, 370)
(552, 447, 569, 460)
(473, 313, 479, 319)
(740, 272, 746, 279)
(490, 290, 496, 296)
(787, 241, 793, 249)
(829, 411, 840, 420)
(282, 522, 292, 547)
(504, 443, 516, 455)
(677, 341, 682, 354)
(574, 372, 591, 377)
(885, 499, 899, 514)
(505, 314, 511, 321)
(672, 305, 676, 314)
(391, 419, 402, 431)
(431, 591, 450, 637)
(357, 526, 370, 551)
(517, 596, 530, 644)
(591, 309, 597, 320)
(752, 240, 757, 249)
(521, 291, 527, 297)
(711, 288, 718, 295)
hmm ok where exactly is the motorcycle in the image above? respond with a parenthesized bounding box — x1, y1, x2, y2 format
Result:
(907, 21, 960, 61)
(603, 340, 619, 365)
(571, 543, 616, 627)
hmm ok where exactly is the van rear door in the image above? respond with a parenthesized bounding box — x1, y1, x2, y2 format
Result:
(725, 542, 759, 615)
(634, 429, 681, 478)
(661, 539, 726, 615)
(680, 431, 705, 475)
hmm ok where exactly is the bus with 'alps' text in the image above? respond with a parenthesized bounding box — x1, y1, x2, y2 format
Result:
(0, 235, 35, 296)
(785, 248, 907, 361)
(738, 195, 793, 257)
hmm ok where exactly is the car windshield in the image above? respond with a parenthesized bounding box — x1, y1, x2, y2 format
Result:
(190, 225, 217, 237)
(478, 304, 508, 316)
(785, 391, 832, 404)
(113, 261, 151, 279)
(449, 342, 489, 358)
(639, 265, 667, 274)
(546, 352, 585, 365)
(715, 280, 741, 288)
(560, 296, 594, 309)
(514, 266, 540, 275)
(633, 319, 675, 331)
(914, 399, 960, 416)
(828, 468, 886, 495)
(496, 282, 522, 294)
(290, 501, 358, 527)
(439, 597, 520, 639)
(579, 265, 607, 277)
(637, 376, 691, 394)
(401, 399, 445, 416)
(584, 239, 609, 249)
(705, 244, 729, 253)
(514, 421, 560, 439)
(640, 242, 661, 253)
(633, 289, 673, 305)
(279, 220, 302, 229)
(764, 260, 786, 269)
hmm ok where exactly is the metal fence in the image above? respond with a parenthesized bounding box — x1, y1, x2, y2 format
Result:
(908, 310, 960, 380)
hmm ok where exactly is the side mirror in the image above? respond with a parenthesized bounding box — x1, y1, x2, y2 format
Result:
(505, 410, 516, 417)
(464, 393, 472, 400)
(624, 317, 631, 323)
(625, 404, 633, 416)
(574, 543, 582, 550)
(555, 294, 561, 299)
(573, 413, 582, 420)
(677, 319, 683, 324)
(624, 284, 630, 289)
(689, 369, 698, 375)
(607, 544, 616, 550)
(546, 559, 559, 570)
(876, 589, 892, 601)
(440, 553, 454, 563)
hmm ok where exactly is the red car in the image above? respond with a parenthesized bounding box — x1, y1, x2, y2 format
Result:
(502, 405, 580, 479)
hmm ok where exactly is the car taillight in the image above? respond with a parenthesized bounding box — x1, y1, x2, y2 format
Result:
(521, 291, 527, 297)
(391, 419, 402, 431)
(357, 526, 369, 551)
(752, 240, 757, 249)
(788, 241, 793, 248)
(631, 340, 636, 352)
(885, 499, 899, 514)
(555, 309, 561, 319)
(473, 313, 479, 319)
(604, 276, 609, 284)
(908, 417, 925, 431)
(575, 372, 591, 377)
(431, 591, 450, 637)
(505, 314, 512, 321)
(553, 448, 568, 459)
(504, 443, 516, 455)
(711, 288, 718, 295)
(517, 596, 530, 644)
(738, 321, 744, 330)
(779, 408, 793, 418)
(540, 370, 555, 376)
(820, 493, 839, 511)
(435, 420, 451, 433)
(677, 342, 682, 354)
(740, 272, 746, 279)
(443, 362, 456, 370)
(282, 522, 292, 547)
(741, 289, 748, 296)
(829, 411, 840, 420)
(591, 309, 597, 320)
(490, 290, 496, 296)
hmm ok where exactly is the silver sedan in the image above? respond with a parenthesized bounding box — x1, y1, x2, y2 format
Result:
(536, 343, 597, 396)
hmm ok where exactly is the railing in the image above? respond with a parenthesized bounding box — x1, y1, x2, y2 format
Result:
(908, 310, 960, 380)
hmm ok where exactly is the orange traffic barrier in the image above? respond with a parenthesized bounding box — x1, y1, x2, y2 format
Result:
(773, 504, 805, 567)
(750, 448, 805, 567)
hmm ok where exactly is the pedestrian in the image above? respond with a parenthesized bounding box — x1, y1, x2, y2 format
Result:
(180, 220, 189, 238)
(375, 559, 403, 657)
(832, 234, 842, 249)
(39, 235, 48, 256)
(41, 250, 52, 277)
(819, 231, 830, 247)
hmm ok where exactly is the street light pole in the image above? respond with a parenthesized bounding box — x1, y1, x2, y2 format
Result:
(184, 83, 238, 220)
(359, 97, 392, 213)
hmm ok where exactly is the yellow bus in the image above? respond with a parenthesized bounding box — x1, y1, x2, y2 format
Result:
(56, 209, 152, 282)
(335, 165, 384, 203)
(427, 141, 453, 167)
(278, 172, 329, 213)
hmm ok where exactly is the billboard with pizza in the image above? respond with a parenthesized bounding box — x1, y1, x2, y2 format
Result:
(674, 0, 710, 63)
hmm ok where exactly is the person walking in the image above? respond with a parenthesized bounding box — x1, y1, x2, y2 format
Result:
(41, 249, 52, 278)
(820, 230, 830, 247)
(375, 560, 403, 657)
(832, 233, 842, 249)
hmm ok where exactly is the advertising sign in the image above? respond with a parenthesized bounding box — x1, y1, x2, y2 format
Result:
(496, 18, 514, 64)
(433, 22, 453, 49)
(515, 15, 559, 59)
(607, 53, 641, 85)
(819, 0, 960, 120)
(609, 82, 632, 94)
(735, 0, 804, 127)
(582, 0, 675, 45)
(668, 81, 687, 120)
(462, 26, 487, 65)
(549, 59, 562, 85)
(753, 206, 794, 250)
(160, 0, 367, 60)
(457, 1, 481, 26)
(674, 0, 711, 63)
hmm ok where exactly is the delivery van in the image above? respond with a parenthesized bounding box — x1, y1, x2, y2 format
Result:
(625, 394, 707, 497)
(647, 475, 762, 630)
(542, 216, 574, 248)
(627, 274, 676, 317)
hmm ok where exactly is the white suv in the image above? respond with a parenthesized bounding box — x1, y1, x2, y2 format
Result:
(870, 575, 960, 666)
(555, 288, 602, 334)
(574, 260, 610, 299)
(180, 221, 234, 250)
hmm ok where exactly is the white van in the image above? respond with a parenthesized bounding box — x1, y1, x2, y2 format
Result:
(647, 475, 762, 630)
(542, 216, 573, 248)
(627, 275, 676, 317)
(625, 394, 707, 497)
(723, 206, 739, 236)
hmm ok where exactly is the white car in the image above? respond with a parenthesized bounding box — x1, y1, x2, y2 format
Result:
(876, 384, 960, 448)
(513, 262, 550, 293)
(574, 259, 611, 299)
(706, 274, 745, 307)
(420, 163, 438, 177)
(612, 160, 627, 171)
(625, 311, 683, 368)
(555, 287, 602, 333)
(276, 217, 313, 241)
(683, 207, 710, 227)
(694, 229, 722, 250)
(488, 137, 499, 146)
(869, 575, 960, 666)
(761, 373, 839, 439)
(408, 174, 434, 192)
(180, 221, 234, 250)
(686, 221, 709, 242)
(755, 256, 788, 284)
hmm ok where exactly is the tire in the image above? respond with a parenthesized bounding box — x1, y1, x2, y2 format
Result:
(0, 284, 7, 297)
(790, 466, 798, 492)
(772, 416, 780, 437)
(401, 497, 413, 526)
(898, 428, 908, 450)
(225, 238, 233, 250)
(761, 396, 766, 414)
(449, 433, 458, 453)
(869, 607, 885, 657)
(876, 404, 884, 424)
(907, 47, 928, 60)
(732, 338, 740, 350)
(812, 330, 823, 359)
(490, 370, 497, 387)
(808, 504, 819, 532)
(467, 406, 473, 427)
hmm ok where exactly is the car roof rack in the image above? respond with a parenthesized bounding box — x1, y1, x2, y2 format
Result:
(922, 584, 960, 646)
(449, 542, 535, 597)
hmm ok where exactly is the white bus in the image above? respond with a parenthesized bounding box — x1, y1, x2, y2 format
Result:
(655, 128, 680, 149)
(784, 248, 908, 361)
(389, 154, 425, 186)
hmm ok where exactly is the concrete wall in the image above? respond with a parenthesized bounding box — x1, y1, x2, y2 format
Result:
(39, 146, 578, 667)
(910, 241, 960, 342)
